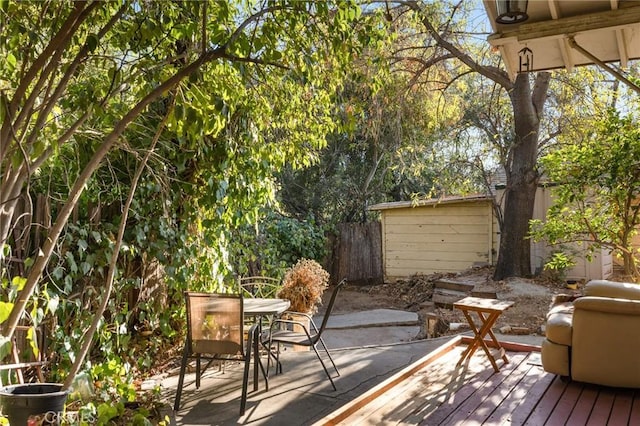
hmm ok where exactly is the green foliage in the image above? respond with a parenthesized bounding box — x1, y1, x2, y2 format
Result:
(543, 251, 577, 283)
(533, 108, 640, 278)
(259, 213, 328, 268)
(64, 357, 165, 424)
(1, 0, 379, 411)
(277, 19, 454, 225)
(91, 359, 137, 403)
(229, 211, 329, 280)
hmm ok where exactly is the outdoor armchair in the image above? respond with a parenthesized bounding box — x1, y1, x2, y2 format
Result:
(265, 278, 346, 390)
(541, 279, 640, 388)
(174, 292, 258, 416)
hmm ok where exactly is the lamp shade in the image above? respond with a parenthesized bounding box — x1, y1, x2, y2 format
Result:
(495, 0, 528, 24)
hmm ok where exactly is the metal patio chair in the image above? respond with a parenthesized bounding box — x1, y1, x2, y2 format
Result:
(238, 276, 281, 299)
(174, 292, 258, 416)
(239, 275, 282, 332)
(265, 278, 347, 390)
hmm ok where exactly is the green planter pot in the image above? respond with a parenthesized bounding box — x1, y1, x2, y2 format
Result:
(0, 383, 68, 425)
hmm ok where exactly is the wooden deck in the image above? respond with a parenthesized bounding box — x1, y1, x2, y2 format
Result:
(317, 336, 640, 425)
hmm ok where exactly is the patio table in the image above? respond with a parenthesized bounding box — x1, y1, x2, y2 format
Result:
(454, 296, 514, 372)
(244, 298, 290, 390)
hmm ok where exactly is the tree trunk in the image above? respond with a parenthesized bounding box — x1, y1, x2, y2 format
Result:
(622, 251, 639, 280)
(493, 73, 550, 280)
(405, 2, 551, 280)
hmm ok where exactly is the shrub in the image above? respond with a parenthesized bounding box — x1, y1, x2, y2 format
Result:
(277, 259, 330, 313)
(544, 251, 576, 283)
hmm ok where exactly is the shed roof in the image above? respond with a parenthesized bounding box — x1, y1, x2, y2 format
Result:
(368, 194, 493, 211)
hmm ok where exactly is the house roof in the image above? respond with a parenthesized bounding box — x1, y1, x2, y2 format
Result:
(482, 0, 640, 81)
(368, 194, 493, 211)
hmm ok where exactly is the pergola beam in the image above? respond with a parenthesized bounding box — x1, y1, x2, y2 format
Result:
(547, 0, 575, 72)
(609, 0, 630, 67)
(488, 5, 640, 45)
(567, 37, 640, 95)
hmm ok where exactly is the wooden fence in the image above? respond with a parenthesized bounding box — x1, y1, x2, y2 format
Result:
(328, 222, 383, 285)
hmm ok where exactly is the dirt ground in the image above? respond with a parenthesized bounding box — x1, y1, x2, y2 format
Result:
(321, 266, 581, 337)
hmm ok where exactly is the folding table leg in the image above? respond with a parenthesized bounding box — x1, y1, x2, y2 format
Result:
(480, 312, 509, 365)
(457, 309, 508, 372)
(475, 312, 502, 372)
(457, 309, 481, 366)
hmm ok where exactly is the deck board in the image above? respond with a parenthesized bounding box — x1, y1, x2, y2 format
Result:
(484, 355, 544, 424)
(586, 388, 616, 426)
(523, 372, 567, 425)
(437, 353, 529, 425)
(316, 341, 640, 426)
(504, 362, 556, 425)
(630, 396, 640, 426)
(544, 378, 581, 425)
(417, 350, 510, 425)
(608, 391, 634, 425)
(465, 353, 530, 424)
(565, 385, 598, 426)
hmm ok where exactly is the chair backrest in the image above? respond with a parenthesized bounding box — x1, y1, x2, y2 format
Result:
(185, 292, 244, 356)
(239, 276, 281, 298)
(314, 279, 347, 339)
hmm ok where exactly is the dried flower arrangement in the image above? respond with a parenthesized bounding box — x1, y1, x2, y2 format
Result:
(277, 258, 330, 313)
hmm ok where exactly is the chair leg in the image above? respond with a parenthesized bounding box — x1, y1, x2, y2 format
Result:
(265, 343, 281, 375)
(240, 327, 255, 416)
(275, 342, 282, 374)
(174, 344, 190, 411)
(267, 337, 282, 376)
(318, 337, 340, 376)
(266, 337, 271, 375)
(254, 328, 270, 392)
(310, 343, 337, 391)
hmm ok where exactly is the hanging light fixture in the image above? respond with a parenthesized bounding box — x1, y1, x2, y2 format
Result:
(495, 0, 529, 24)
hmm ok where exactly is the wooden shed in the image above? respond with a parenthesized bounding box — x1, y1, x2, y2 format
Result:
(370, 189, 614, 283)
(369, 195, 498, 282)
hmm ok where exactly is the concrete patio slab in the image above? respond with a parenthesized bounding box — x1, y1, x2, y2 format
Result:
(316, 309, 419, 329)
(162, 337, 454, 425)
(159, 307, 544, 425)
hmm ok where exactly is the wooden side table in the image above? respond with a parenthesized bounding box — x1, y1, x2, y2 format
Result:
(453, 296, 515, 372)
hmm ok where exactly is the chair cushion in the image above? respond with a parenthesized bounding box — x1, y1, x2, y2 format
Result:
(541, 338, 570, 377)
(584, 280, 640, 300)
(545, 302, 573, 346)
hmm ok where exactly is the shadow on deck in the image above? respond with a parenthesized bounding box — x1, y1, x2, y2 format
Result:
(318, 336, 640, 425)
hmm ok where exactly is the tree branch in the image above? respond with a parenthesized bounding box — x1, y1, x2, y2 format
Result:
(1, 2, 100, 160)
(22, 3, 128, 155)
(399, 0, 513, 90)
(2, 46, 225, 339)
(62, 101, 173, 390)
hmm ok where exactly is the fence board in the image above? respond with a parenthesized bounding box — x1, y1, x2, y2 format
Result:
(331, 222, 382, 285)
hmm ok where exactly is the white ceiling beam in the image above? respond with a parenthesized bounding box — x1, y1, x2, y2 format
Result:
(609, 0, 628, 67)
(547, 0, 561, 19)
(499, 45, 517, 81)
(559, 39, 575, 72)
(616, 29, 630, 67)
(482, 0, 499, 33)
(546, 0, 575, 72)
